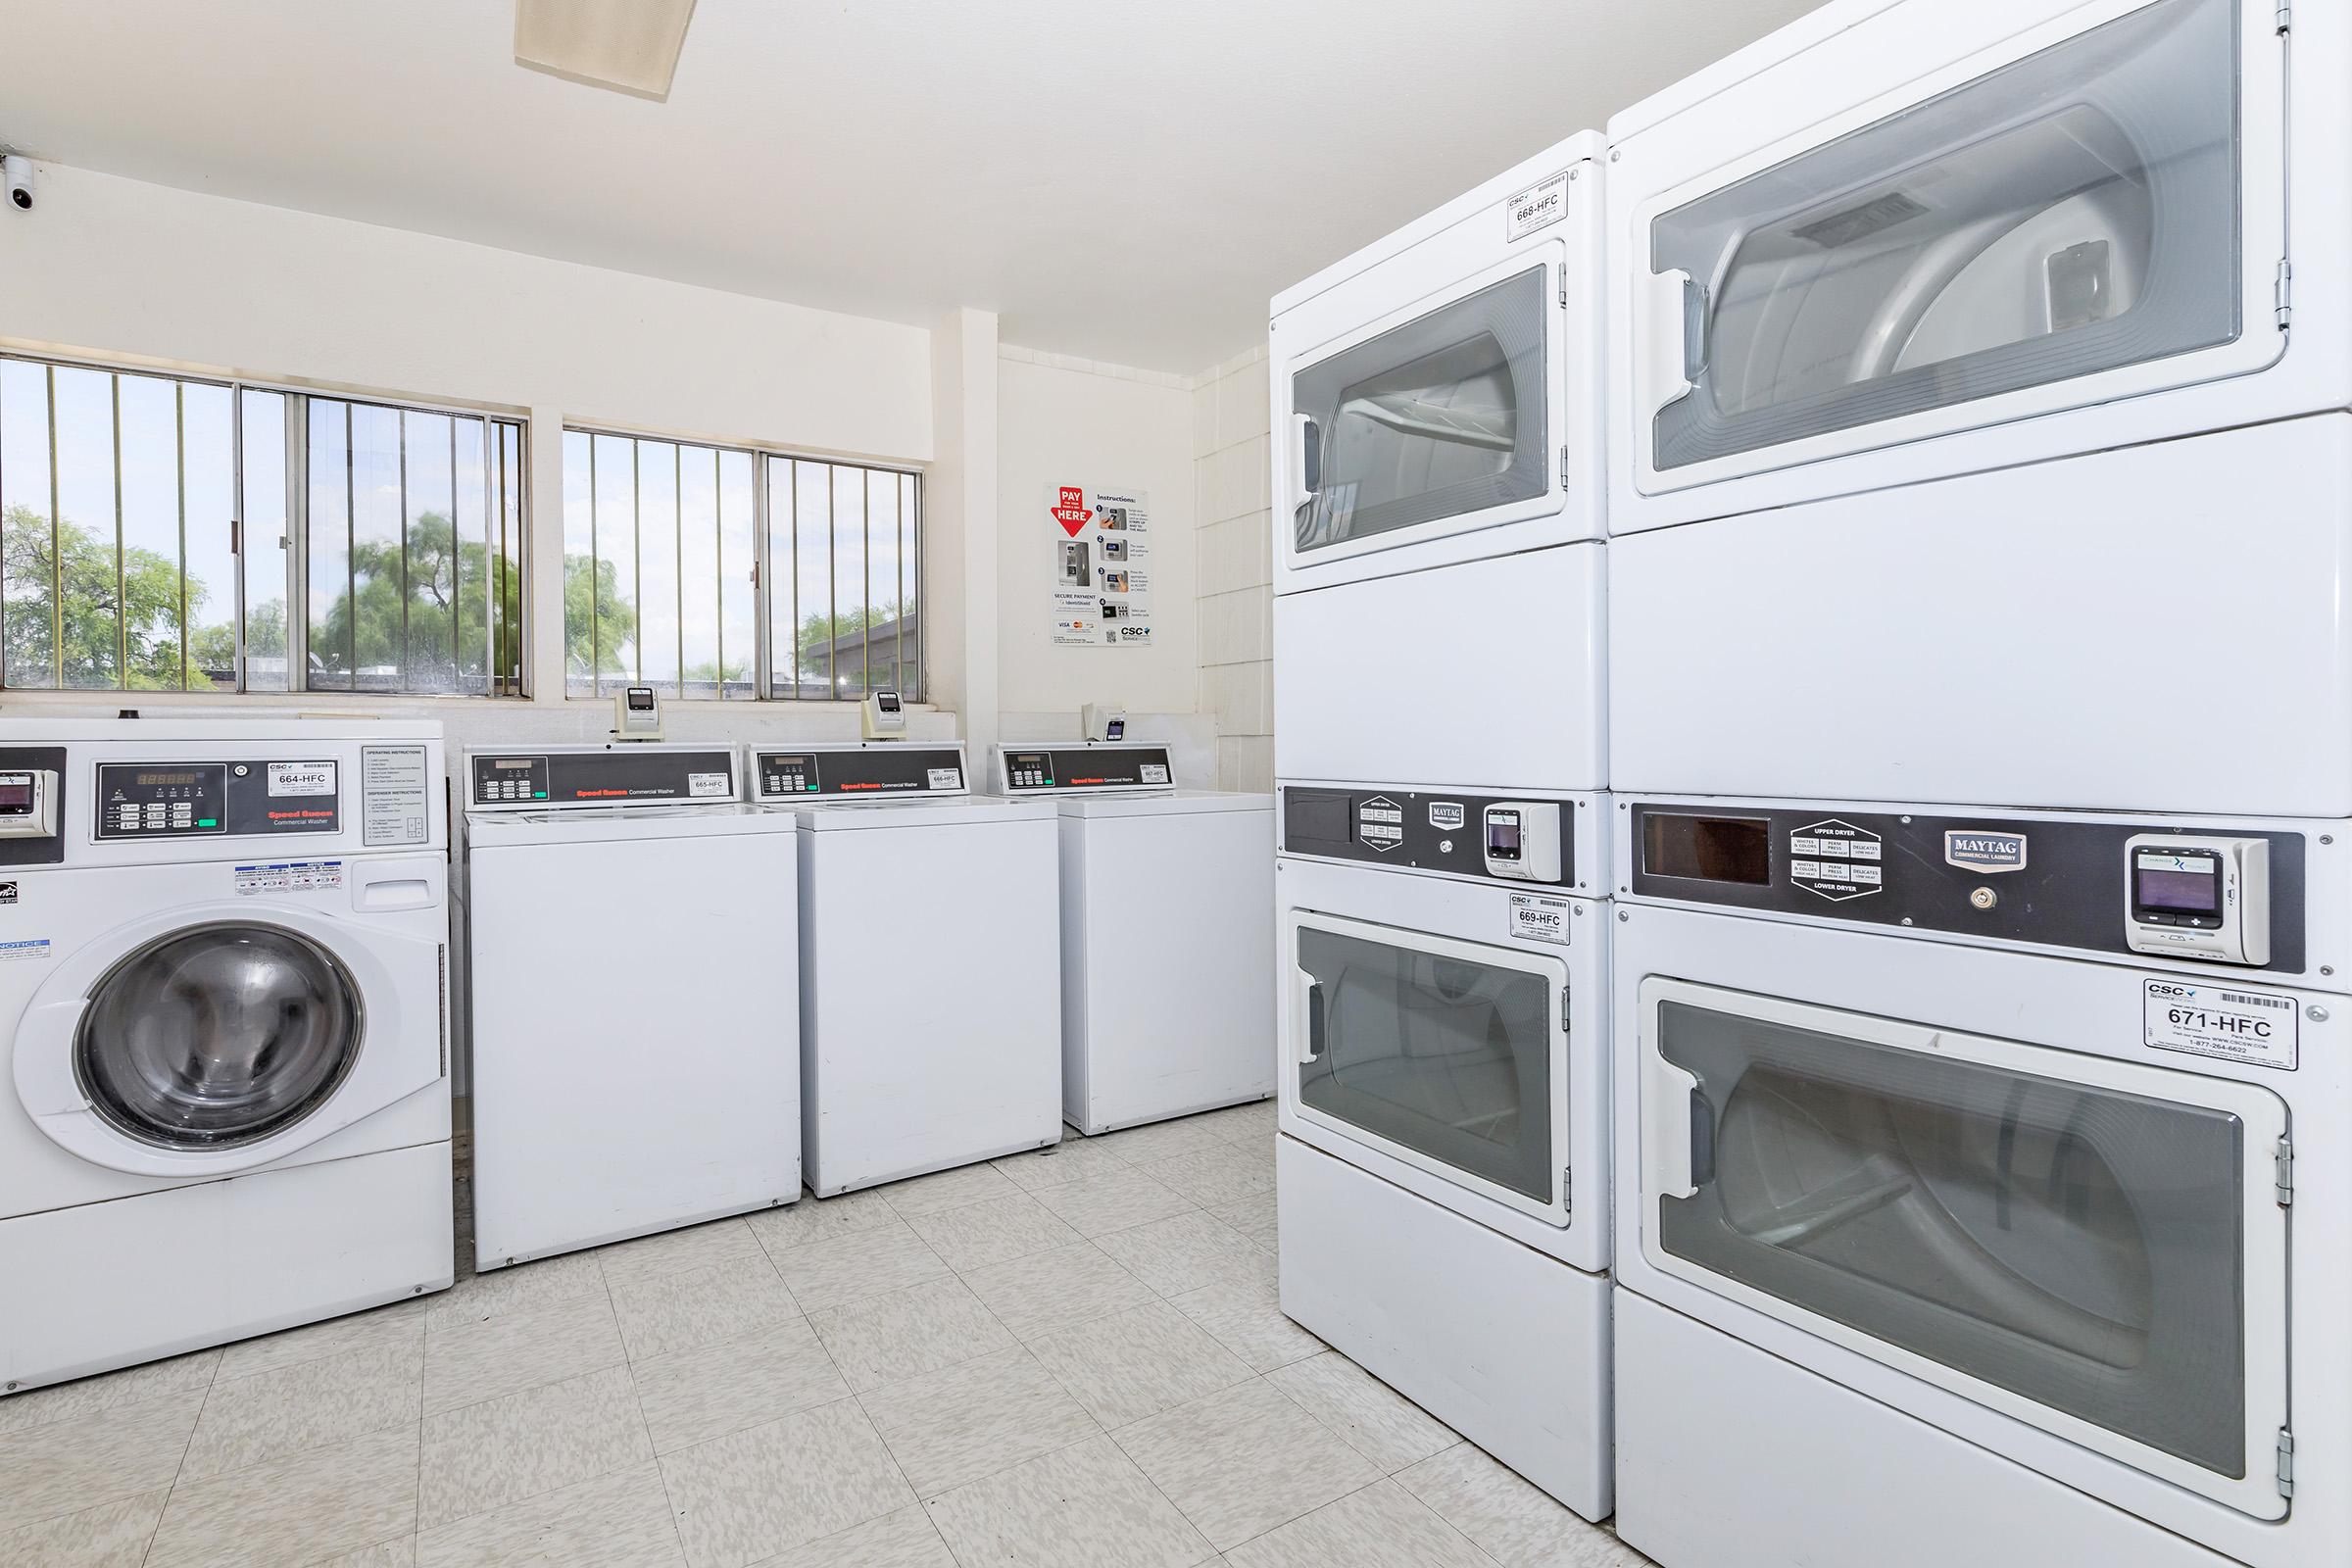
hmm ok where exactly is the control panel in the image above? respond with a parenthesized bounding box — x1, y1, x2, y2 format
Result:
(1483, 803, 1562, 882)
(1282, 785, 1578, 887)
(95, 760, 341, 840)
(468, 749, 736, 808)
(1626, 801, 2306, 972)
(750, 746, 967, 802)
(998, 746, 1173, 795)
(2126, 835, 2270, 965)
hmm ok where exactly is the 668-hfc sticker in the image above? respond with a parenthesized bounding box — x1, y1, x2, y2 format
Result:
(2143, 980, 2298, 1070)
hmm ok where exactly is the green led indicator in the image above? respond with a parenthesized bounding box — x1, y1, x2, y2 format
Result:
(196, 818, 218, 827)
(534, 791, 549, 799)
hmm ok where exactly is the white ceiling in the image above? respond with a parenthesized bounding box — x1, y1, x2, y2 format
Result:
(0, 0, 1822, 372)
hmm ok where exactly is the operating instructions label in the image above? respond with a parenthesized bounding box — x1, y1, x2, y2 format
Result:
(361, 745, 430, 847)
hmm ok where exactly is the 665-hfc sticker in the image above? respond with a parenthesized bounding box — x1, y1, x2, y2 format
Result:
(2143, 979, 2298, 1070)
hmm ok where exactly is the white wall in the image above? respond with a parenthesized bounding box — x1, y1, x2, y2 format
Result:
(0, 164, 1244, 788)
(995, 348, 1199, 716)
(1193, 345, 1273, 791)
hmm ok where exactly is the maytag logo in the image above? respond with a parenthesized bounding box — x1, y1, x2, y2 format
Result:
(1945, 831, 2028, 872)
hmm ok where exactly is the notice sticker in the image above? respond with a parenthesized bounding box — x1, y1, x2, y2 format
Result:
(1508, 893, 1573, 948)
(926, 768, 963, 791)
(268, 761, 336, 797)
(1140, 764, 1169, 785)
(234, 860, 345, 897)
(0, 937, 49, 961)
(2143, 979, 2298, 1070)
(686, 772, 728, 799)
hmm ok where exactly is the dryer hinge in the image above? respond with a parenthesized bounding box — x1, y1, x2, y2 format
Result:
(1559, 990, 1573, 1031)
(1562, 1164, 1573, 1218)
(2275, 1136, 2294, 1205)
(1558, 271, 1568, 309)
(1559, 445, 1571, 487)
(2276, 0, 2290, 34)
(2277, 1428, 2295, 1498)
(2275, 260, 2294, 330)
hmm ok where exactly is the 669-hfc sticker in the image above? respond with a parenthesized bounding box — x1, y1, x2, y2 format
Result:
(2143, 979, 2298, 1070)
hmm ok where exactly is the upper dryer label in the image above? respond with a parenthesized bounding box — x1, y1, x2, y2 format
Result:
(1506, 171, 1570, 240)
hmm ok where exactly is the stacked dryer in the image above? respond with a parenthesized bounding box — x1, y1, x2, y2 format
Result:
(1268, 130, 1616, 1517)
(1601, 3, 2352, 1567)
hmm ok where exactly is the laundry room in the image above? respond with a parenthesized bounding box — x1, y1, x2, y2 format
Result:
(2, 1, 2344, 1565)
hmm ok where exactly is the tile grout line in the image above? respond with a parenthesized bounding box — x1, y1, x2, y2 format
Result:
(132, 1349, 226, 1568)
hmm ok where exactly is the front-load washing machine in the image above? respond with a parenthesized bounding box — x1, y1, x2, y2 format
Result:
(461, 744, 800, 1269)
(748, 741, 1060, 1195)
(1273, 129, 1607, 794)
(1274, 779, 1613, 1517)
(0, 719, 453, 1393)
(1605, 0, 2352, 534)
(992, 741, 1274, 1135)
(1610, 794, 2352, 1568)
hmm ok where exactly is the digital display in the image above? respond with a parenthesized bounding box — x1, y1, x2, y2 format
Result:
(1643, 813, 1772, 885)
(1488, 811, 1523, 858)
(0, 780, 31, 811)
(492, 760, 535, 770)
(2135, 852, 2221, 914)
(136, 772, 199, 787)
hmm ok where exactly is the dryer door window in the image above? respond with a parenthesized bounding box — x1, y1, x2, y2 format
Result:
(1292, 913, 1566, 1224)
(1643, 0, 2244, 485)
(1639, 981, 2288, 1515)
(1290, 264, 1549, 562)
(75, 922, 364, 1150)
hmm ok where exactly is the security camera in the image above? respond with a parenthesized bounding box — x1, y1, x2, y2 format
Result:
(3, 158, 32, 212)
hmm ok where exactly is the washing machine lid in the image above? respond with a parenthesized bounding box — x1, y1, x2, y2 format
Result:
(14, 901, 442, 1178)
(792, 795, 1058, 831)
(465, 801, 794, 849)
(1059, 790, 1272, 818)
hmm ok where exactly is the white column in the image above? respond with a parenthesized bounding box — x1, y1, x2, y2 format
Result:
(925, 307, 1002, 754)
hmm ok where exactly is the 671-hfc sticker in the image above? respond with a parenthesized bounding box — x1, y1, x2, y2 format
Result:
(2143, 979, 2298, 1070)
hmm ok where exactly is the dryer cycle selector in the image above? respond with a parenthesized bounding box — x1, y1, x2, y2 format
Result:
(1483, 803, 1562, 882)
(2125, 834, 2270, 966)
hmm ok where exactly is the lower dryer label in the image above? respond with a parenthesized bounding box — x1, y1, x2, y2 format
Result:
(2143, 980, 2298, 1070)
(1508, 894, 1572, 947)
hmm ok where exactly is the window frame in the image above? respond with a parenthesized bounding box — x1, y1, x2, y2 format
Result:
(0, 349, 529, 699)
(563, 421, 922, 704)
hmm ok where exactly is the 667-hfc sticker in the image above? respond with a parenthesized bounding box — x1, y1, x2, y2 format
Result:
(2143, 980, 2298, 1070)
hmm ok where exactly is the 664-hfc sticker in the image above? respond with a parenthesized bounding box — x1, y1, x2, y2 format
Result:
(2143, 980, 2298, 1070)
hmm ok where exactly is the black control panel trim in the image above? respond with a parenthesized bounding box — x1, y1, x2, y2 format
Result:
(470, 750, 737, 808)
(1281, 785, 1575, 887)
(1002, 746, 1174, 794)
(1626, 802, 2306, 973)
(751, 747, 966, 800)
(95, 759, 340, 840)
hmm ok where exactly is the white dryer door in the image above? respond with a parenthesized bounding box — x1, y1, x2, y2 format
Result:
(14, 902, 442, 1177)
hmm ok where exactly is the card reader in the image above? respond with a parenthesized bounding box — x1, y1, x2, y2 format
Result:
(2124, 834, 2269, 966)
(1483, 802, 1562, 882)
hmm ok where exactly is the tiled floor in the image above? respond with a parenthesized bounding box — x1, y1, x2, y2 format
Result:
(0, 1102, 1654, 1568)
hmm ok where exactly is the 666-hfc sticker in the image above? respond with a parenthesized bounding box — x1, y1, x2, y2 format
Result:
(2143, 980, 2298, 1070)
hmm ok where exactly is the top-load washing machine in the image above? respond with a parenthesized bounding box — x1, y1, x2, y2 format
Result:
(1604, 0, 2352, 533)
(1604, 1, 2352, 817)
(1608, 791, 2352, 1568)
(993, 741, 1274, 1135)
(461, 744, 801, 1269)
(1273, 130, 1607, 794)
(749, 741, 1061, 1196)
(1, 720, 452, 1393)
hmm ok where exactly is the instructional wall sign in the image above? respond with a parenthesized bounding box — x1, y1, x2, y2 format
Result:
(1048, 484, 1153, 648)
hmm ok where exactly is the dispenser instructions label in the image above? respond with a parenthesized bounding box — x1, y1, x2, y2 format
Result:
(1508, 894, 1572, 948)
(361, 745, 430, 847)
(2143, 980, 2298, 1070)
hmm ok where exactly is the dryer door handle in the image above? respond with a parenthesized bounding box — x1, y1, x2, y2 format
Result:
(1639, 267, 1701, 416)
(1294, 971, 1326, 1065)
(1288, 413, 1321, 523)
(1642, 1048, 1706, 1201)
